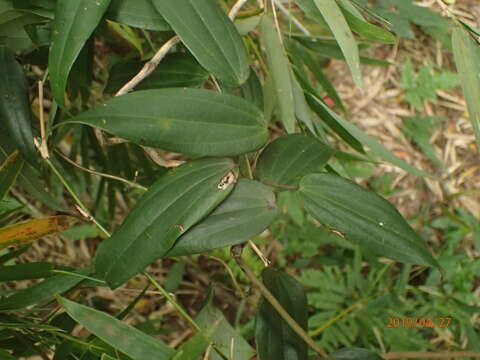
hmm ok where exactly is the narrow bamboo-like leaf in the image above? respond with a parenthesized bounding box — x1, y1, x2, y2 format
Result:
(0, 215, 77, 250)
(331, 347, 383, 360)
(306, 94, 363, 154)
(452, 26, 480, 153)
(0, 133, 64, 210)
(49, 0, 111, 107)
(106, 0, 170, 31)
(95, 158, 237, 288)
(0, 268, 90, 311)
(166, 179, 277, 257)
(256, 134, 335, 187)
(296, 38, 391, 66)
(312, 0, 363, 88)
(0, 46, 37, 164)
(310, 96, 430, 177)
(104, 53, 208, 94)
(299, 173, 439, 267)
(66, 89, 268, 157)
(340, 5, 395, 44)
(259, 17, 296, 133)
(0, 150, 23, 201)
(287, 39, 346, 113)
(152, 0, 250, 86)
(196, 293, 255, 360)
(255, 268, 308, 360)
(59, 297, 176, 360)
(0, 262, 54, 281)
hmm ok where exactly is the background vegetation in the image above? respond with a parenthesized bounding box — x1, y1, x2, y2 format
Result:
(0, 0, 479, 359)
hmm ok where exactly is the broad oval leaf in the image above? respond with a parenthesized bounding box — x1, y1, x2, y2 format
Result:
(59, 297, 176, 360)
(452, 26, 480, 154)
(0, 46, 37, 164)
(49, 0, 111, 107)
(94, 158, 237, 288)
(66, 89, 268, 157)
(299, 173, 439, 267)
(256, 134, 335, 187)
(152, 0, 250, 86)
(0, 150, 23, 201)
(255, 268, 308, 360)
(106, 0, 170, 31)
(0, 215, 77, 250)
(104, 53, 208, 94)
(166, 179, 278, 257)
(259, 17, 296, 133)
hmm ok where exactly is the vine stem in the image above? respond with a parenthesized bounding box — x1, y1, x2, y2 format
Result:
(231, 246, 330, 360)
(261, 180, 299, 191)
(55, 149, 147, 191)
(43, 158, 111, 238)
(144, 272, 200, 332)
(115, 0, 255, 96)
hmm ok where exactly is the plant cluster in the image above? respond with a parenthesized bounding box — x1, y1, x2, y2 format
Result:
(0, 0, 479, 359)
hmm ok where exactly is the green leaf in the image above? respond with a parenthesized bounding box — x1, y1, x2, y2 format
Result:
(0, 46, 37, 165)
(196, 291, 255, 360)
(66, 89, 268, 157)
(255, 268, 308, 360)
(287, 39, 346, 113)
(401, 116, 443, 168)
(106, 0, 170, 31)
(312, 0, 363, 88)
(256, 134, 335, 187)
(166, 179, 277, 257)
(306, 94, 365, 154)
(299, 173, 439, 267)
(0, 268, 90, 311)
(341, 5, 395, 44)
(259, 16, 296, 133)
(104, 53, 208, 94)
(331, 347, 383, 360)
(172, 333, 210, 360)
(295, 38, 391, 66)
(0, 262, 54, 281)
(152, 0, 250, 86)
(0, 150, 23, 201)
(49, 0, 111, 107)
(94, 158, 237, 288)
(0, 349, 15, 360)
(309, 96, 430, 177)
(452, 26, 480, 154)
(59, 297, 176, 360)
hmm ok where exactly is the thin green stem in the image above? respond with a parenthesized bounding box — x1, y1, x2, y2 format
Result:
(232, 249, 330, 359)
(44, 158, 111, 237)
(144, 272, 201, 332)
(55, 150, 147, 191)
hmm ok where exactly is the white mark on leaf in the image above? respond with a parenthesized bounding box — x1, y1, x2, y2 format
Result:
(217, 171, 236, 190)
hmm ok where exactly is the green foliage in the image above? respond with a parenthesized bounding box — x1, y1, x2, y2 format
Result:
(0, 0, 478, 358)
(371, 0, 451, 46)
(401, 115, 444, 167)
(400, 60, 459, 111)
